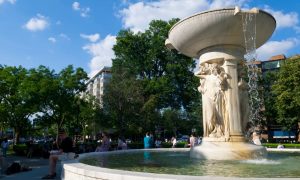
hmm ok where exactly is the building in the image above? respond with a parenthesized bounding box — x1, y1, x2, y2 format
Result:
(259, 54, 300, 142)
(85, 66, 111, 105)
(261, 54, 286, 75)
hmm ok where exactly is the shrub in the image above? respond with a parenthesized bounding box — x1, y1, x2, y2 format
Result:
(127, 142, 144, 149)
(263, 143, 300, 148)
(13, 144, 27, 155)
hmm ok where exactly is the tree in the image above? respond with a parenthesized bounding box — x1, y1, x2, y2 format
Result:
(262, 71, 279, 127)
(75, 94, 102, 141)
(113, 19, 198, 109)
(272, 58, 300, 130)
(103, 67, 144, 137)
(0, 66, 37, 143)
(112, 19, 200, 136)
(35, 65, 88, 134)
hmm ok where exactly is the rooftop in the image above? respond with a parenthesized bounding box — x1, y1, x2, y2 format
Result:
(268, 54, 286, 61)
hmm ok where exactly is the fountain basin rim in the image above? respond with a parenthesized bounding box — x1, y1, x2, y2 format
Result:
(169, 7, 276, 34)
(166, 7, 276, 58)
(62, 148, 300, 180)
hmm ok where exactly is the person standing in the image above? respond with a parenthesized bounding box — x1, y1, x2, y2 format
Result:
(117, 137, 127, 150)
(144, 132, 151, 149)
(189, 133, 197, 148)
(171, 136, 177, 148)
(42, 129, 74, 179)
(95, 132, 110, 152)
(1, 138, 9, 157)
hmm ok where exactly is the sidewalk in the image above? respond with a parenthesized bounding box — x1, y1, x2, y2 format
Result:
(0, 155, 61, 179)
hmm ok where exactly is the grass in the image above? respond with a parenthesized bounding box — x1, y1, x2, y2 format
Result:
(263, 143, 300, 149)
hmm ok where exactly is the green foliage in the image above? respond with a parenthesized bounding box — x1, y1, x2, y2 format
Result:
(0, 66, 37, 143)
(110, 19, 201, 136)
(0, 64, 91, 141)
(34, 65, 88, 133)
(127, 142, 144, 149)
(161, 142, 172, 148)
(103, 68, 144, 136)
(272, 58, 300, 130)
(263, 143, 300, 148)
(262, 71, 279, 126)
(160, 142, 188, 148)
(13, 144, 27, 155)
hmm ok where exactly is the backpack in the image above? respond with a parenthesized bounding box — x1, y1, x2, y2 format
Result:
(5, 162, 21, 175)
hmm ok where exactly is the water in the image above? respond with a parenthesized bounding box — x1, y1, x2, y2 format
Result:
(80, 151, 300, 178)
(242, 12, 264, 128)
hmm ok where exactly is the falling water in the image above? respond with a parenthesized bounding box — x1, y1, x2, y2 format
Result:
(242, 13, 264, 131)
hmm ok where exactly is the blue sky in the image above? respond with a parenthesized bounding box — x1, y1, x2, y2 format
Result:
(0, 0, 299, 77)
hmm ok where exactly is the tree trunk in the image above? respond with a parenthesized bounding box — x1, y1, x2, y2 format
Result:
(14, 128, 20, 144)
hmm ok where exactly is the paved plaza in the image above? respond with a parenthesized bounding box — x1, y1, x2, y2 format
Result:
(0, 155, 60, 179)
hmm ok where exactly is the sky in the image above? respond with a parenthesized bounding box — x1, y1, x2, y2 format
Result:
(0, 0, 299, 78)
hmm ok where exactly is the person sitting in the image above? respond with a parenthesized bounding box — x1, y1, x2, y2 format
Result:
(277, 144, 285, 149)
(42, 129, 74, 179)
(117, 137, 127, 150)
(95, 132, 110, 152)
(252, 131, 262, 145)
(155, 139, 162, 148)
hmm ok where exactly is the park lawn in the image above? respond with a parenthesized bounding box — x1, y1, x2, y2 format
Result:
(263, 143, 300, 149)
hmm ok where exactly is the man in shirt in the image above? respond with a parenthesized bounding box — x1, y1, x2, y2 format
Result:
(144, 132, 151, 149)
(42, 129, 74, 179)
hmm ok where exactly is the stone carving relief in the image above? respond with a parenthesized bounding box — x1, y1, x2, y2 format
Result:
(195, 62, 229, 138)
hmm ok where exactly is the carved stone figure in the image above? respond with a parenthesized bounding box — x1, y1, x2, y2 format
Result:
(195, 63, 228, 138)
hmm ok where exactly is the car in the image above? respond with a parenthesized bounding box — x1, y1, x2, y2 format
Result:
(177, 135, 189, 142)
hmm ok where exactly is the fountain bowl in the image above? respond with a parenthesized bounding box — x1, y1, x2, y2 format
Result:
(190, 140, 267, 160)
(61, 148, 300, 180)
(165, 7, 276, 58)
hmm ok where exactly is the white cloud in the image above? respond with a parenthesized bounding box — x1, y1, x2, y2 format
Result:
(0, 0, 16, 5)
(119, 0, 246, 33)
(264, 6, 299, 29)
(295, 26, 300, 34)
(60, 33, 71, 40)
(82, 35, 116, 77)
(80, 7, 90, 17)
(48, 37, 56, 43)
(209, 0, 248, 10)
(24, 14, 49, 32)
(80, 33, 100, 42)
(256, 38, 299, 60)
(72, 2, 80, 10)
(72, 1, 90, 18)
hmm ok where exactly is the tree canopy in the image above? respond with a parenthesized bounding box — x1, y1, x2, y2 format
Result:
(0, 65, 95, 142)
(107, 19, 201, 136)
(272, 58, 300, 130)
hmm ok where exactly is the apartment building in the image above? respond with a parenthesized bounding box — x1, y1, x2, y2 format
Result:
(85, 66, 111, 105)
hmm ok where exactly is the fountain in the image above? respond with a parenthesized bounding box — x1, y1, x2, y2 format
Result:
(165, 6, 276, 160)
(60, 7, 300, 180)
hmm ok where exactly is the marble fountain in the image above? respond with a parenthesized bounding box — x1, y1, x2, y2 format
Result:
(61, 7, 300, 180)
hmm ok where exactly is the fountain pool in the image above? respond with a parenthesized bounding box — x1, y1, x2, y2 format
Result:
(62, 149, 300, 179)
(60, 6, 288, 180)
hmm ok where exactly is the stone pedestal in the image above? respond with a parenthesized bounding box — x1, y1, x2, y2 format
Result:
(165, 7, 275, 160)
(190, 141, 267, 160)
(198, 45, 246, 142)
